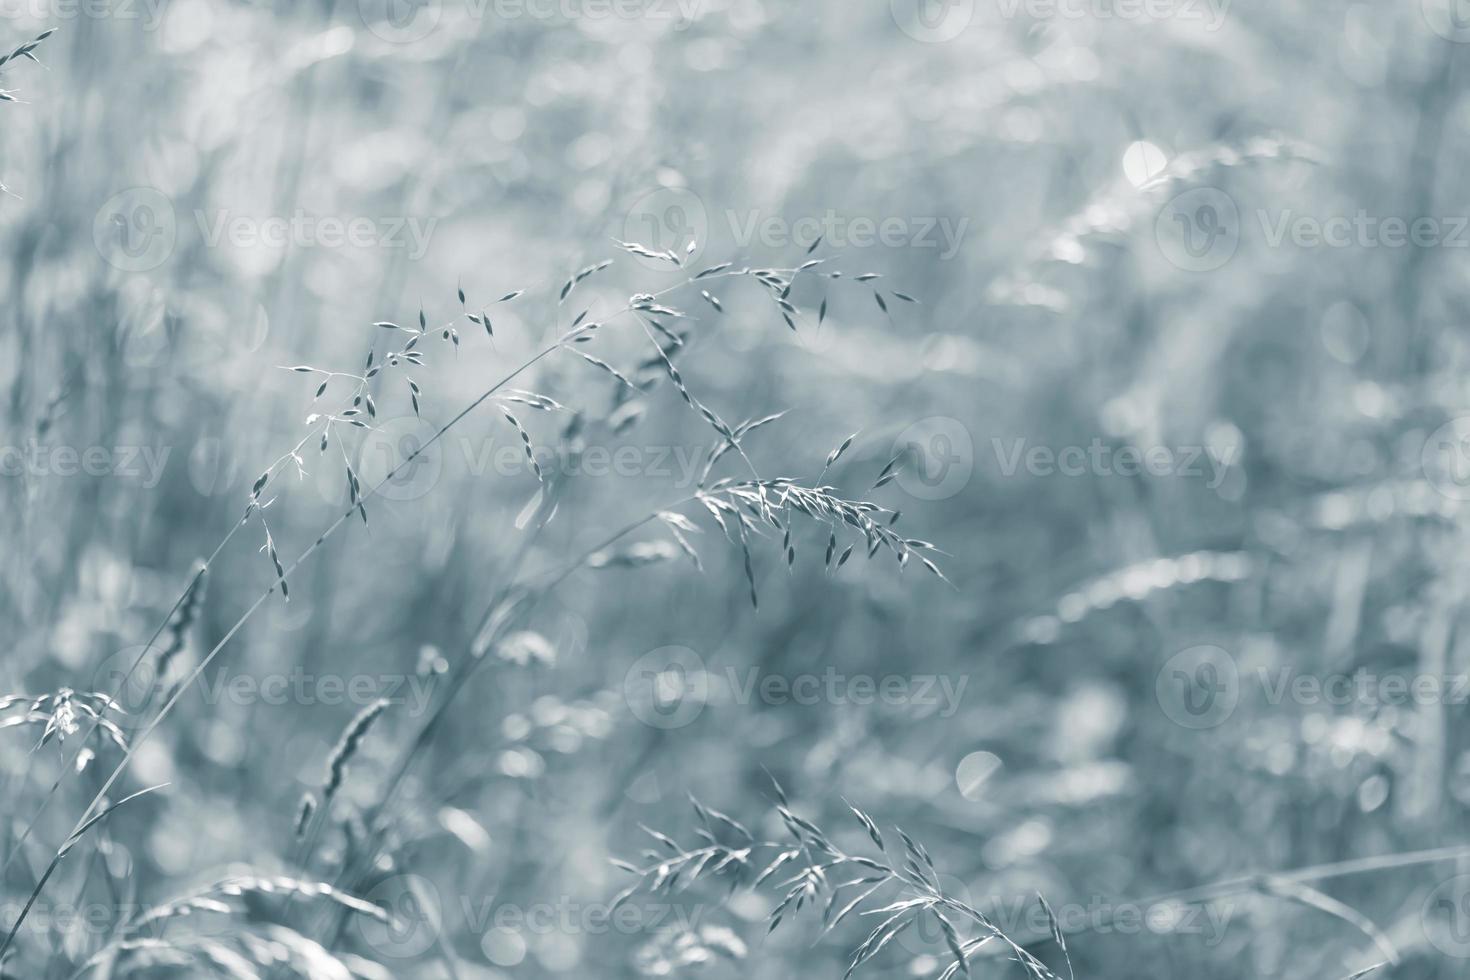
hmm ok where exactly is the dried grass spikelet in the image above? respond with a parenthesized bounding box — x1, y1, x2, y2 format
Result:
(293, 793, 317, 839)
(125, 874, 391, 936)
(156, 561, 208, 680)
(321, 698, 391, 810)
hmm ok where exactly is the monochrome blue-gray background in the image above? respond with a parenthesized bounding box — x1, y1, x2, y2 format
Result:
(2, 1, 1469, 977)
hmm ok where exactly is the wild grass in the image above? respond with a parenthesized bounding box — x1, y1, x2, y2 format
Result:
(0, 181, 948, 975)
(5, 7, 1469, 980)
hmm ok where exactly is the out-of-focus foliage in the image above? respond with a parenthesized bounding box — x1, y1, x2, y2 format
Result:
(3, 1, 1470, 978)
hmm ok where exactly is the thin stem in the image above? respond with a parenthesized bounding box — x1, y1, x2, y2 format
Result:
(0, 332, 573, 953)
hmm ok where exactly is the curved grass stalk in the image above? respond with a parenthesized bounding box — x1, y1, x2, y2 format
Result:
(3, 260, 819, 960)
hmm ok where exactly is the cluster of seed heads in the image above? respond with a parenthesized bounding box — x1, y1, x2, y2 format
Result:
(0, 232, 940, 976)
(83, 875, 390, 979)
(0, 689, 127, 753)
(321, 699, 391, 813)
(0, 28, 52, 104)
(614, 779, 1068, 980)
(256, 233, 932, 615)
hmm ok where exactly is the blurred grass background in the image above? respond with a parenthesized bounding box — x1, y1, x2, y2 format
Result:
(4, 0, 1470, 977)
